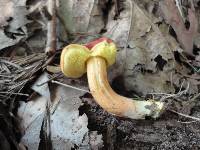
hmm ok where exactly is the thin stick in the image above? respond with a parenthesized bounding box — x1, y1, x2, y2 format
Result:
(37, 73, 62, 86)
(177, 120, 197, 124)
(149, 80, 189, 101)
(45, 0, 57, 55)
(169, 109, 200, 122)
(51, 80, 90, 93)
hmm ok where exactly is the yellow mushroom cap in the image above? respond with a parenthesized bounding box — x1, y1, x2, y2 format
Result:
(60, 40, 117, 78)
(90, 40, 117, 66)
(60, 44, 90, 78)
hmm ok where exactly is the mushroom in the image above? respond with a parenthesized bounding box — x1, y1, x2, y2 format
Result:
(60, 38, 164, 119)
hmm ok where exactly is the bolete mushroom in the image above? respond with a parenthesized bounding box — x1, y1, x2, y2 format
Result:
(60, 38, 164, 119)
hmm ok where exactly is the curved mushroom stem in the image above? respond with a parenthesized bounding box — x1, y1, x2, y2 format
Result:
(87, 57, 164, 119)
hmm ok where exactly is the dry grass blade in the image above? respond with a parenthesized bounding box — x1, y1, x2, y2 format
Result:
(51, 80, 90, 93)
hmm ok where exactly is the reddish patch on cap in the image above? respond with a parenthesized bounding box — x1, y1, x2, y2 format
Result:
(84, 37, 113, 50)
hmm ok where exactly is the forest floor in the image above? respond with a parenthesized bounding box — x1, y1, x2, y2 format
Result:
(0, 0, 200, 149)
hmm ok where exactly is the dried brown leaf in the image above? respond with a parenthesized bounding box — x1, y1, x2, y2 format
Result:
(18, 74, 103, 149)
(0, 0, 14, 27)
(160, 0, 198, 56)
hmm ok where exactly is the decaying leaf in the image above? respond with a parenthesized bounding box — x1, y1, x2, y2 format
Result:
(160, 0, 198, 56)
(194, 34, 200, 49)
(1, 0, 200, 149)
(18, 96, 47, 150)
(104, 0, 132, 47)
(103, 0, 133, 80)
(0, 0, 29, 51)
(18, 71, 102, 149)
(58, 0, 104, 39)
(172, 72, 199, 95)
(31, 72, 50, 99)
(121, 1, 177, 95)
(0, 30, 23, 50)
(0, 0, 14, 27)
(50, 85, 89, 149)
(125, 71, 174, 95)
(18, 73, 50, 150)
(8, 5, 30, 32)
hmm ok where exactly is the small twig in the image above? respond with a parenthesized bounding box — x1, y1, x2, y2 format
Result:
(149, 80, 189, 101)
(51, 80, 90, 93)
(37, 73, 62, 86)
(42, 54, 56, 68)
(169, 109, 200, 122)
(177, 120, 197, 124)
(45, 0, 57, 55)
(28, 0, 44, 14)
